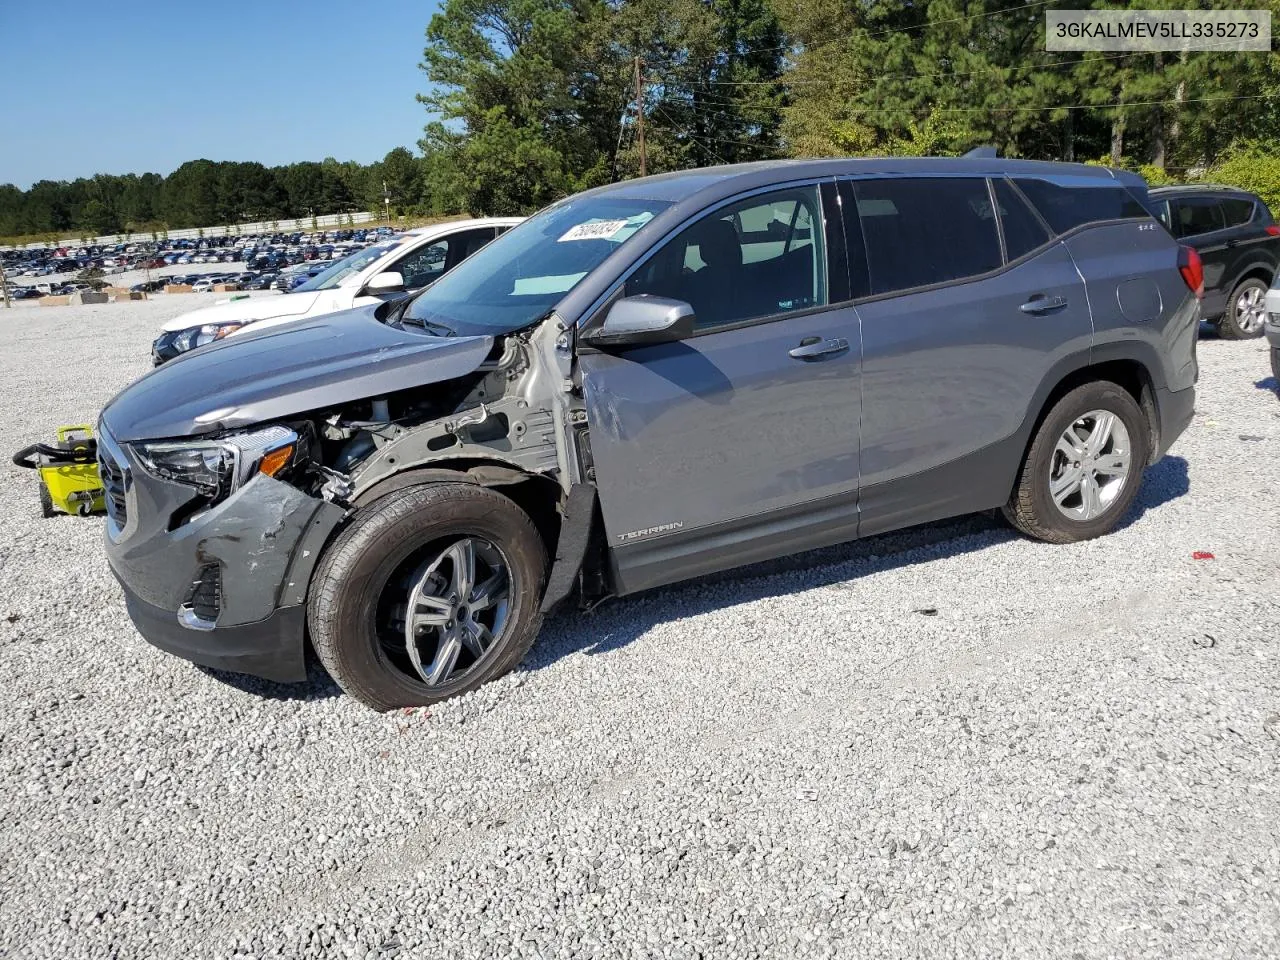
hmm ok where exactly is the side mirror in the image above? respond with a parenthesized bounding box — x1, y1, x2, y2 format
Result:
(366, 270, 405, 293)
(583, 295, 696, 348)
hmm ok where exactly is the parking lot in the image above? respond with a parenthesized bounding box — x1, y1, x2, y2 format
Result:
(0, 297, 1277, 958)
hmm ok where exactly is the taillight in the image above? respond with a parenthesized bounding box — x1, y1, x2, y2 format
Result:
(1265, 225, 1280, 237)
(1178, 245, 1204, 299)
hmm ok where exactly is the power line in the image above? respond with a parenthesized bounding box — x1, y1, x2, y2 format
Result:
(683, 38, 1263, 87)
(655, 106, 731, 164)
(674, 91, 1272, 123)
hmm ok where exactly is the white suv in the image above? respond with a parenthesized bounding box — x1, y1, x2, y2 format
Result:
(151, 217, 522, 364)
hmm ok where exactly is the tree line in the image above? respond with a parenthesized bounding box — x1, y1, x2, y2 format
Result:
(0, 149, 427, 240)
(5, 0, 1278, 240)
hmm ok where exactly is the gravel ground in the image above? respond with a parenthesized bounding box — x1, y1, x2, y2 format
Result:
(1, 300, 1278, 959)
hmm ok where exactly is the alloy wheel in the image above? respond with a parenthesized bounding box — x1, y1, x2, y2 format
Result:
(1048, 410, 1132, 522)
(381, 536, 511, 686)
(1236, 285, 1266, 335)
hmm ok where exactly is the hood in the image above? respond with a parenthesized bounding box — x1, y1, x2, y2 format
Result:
(159, 291, 320, 331)
(104, 304, 494, 442)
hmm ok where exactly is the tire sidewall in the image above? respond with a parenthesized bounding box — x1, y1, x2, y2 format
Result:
(311, 484, 546, 708)
(1025, 384, 1149, 541)
(1224, 278, 1268, 339)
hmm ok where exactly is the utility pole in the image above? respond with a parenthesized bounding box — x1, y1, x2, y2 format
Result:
(633, 56, 647, 177)
(1, 263, 11, 308)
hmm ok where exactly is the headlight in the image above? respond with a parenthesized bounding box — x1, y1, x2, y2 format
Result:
(133, 425, 297, 499)
(172, 321, 248, 353)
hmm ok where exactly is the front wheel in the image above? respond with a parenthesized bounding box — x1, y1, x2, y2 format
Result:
(308, 483, 547, 711)
(1003, 382, 1150, 544)
(1219, 277, 1268, 340)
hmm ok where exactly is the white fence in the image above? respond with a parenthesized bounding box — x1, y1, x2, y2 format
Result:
(4, 211, 377, 250)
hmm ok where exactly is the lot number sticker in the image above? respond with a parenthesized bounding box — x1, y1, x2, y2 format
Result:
(558, 220, 629, 242)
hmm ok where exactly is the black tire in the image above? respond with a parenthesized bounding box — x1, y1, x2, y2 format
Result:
(308, 482, 547, 711)
(1271, 346, 1280, 386)
(1003, 381, 1150, 544)
(1219, 277, 1268, 340)
(38, 483, 55, 518)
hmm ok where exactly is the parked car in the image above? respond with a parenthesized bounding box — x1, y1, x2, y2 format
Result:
(1148, 185, 1279, 339)
(99, 158, 1198, 711)
(150, 217, 519, 363)
(1264, 275, 1280, 382)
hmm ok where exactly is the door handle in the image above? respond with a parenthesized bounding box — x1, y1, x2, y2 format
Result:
(1020, 295, 1069, 315)
(789, 337, 849, 361)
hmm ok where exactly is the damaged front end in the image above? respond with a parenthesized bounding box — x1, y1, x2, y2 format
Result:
(99, 306, 600, 683)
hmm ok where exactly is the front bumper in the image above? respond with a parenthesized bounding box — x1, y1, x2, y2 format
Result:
(99, 425, 344, 682)
(120, 586, 309, 682)
(1265, 287, 1280, 350)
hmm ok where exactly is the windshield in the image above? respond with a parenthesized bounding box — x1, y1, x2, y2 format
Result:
(403, 196, 671, 335)
(292, 239, 403, 292)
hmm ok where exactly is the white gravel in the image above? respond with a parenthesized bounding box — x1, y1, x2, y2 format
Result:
(1, 300, 1278, 959)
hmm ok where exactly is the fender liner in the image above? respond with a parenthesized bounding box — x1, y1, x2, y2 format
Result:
(541, 483, 600, 614)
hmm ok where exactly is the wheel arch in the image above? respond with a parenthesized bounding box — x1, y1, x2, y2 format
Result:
(352, 458, 565, 554)
(1011, 349, 1165, 505)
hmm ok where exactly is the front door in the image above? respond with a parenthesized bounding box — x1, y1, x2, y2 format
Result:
(578, 183, 863, 594)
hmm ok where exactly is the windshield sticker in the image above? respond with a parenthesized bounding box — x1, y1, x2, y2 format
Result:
(558, 219, 630, 242)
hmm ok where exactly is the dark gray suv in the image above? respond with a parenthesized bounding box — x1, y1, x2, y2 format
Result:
(99, 158, 1200, 711)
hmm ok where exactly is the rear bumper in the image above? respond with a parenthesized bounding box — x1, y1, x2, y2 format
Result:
(119, 582, 308, 682)
(1154, 384, 1195, 459)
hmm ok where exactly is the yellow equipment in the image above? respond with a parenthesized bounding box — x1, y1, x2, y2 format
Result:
(12, 425, 104, 517)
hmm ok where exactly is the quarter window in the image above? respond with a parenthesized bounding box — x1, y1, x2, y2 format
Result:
(624, 186, 827, 331)
(1015, 179, 1150, 234)
(852, 177, 1002, 295)
(1171, 198, 1226, 238)
(1221, 197, 1256, 227)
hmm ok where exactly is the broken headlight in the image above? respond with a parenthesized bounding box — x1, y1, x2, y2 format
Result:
(132, 425, 297, 499)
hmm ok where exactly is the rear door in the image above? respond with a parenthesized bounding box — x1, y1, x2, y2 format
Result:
(848, 175, 1093, 535)
(578, 182, 863, 594)
(1168, 195, 1231, 314)
(1217, 194, 1280, 292)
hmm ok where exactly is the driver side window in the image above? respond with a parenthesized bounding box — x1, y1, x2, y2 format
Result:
(624, 186, 827, 331)
(392, 240, 450, 290)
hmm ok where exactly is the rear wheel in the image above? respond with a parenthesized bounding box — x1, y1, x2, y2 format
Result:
(1003, 381, 1149, 544)
(1219, 277, 1268, 340)
(308, 482, 547, 711)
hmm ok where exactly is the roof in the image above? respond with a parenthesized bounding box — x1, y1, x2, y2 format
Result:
(584, 156, 1134, 205)
(1148, 184, 1256, 197)
(405, 216, 524, 236)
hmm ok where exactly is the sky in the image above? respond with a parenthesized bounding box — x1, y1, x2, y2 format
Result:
(0, 0, 443, 189)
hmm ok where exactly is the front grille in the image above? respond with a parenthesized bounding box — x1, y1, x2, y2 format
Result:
(97, 436, 128, 528)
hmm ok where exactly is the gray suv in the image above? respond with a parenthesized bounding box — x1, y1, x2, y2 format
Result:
(99, 158, 1200, 711)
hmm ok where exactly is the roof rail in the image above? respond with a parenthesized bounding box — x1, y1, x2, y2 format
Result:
(963, 146, 997, 159)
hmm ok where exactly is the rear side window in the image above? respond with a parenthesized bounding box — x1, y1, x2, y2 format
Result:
(1171, 197, 1226, 238)
(1015, 179, 1149, 234)
(852, 177, 1002, 295)
(994, 179, 1052, 261)
(1221, 197, 1256, 227)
